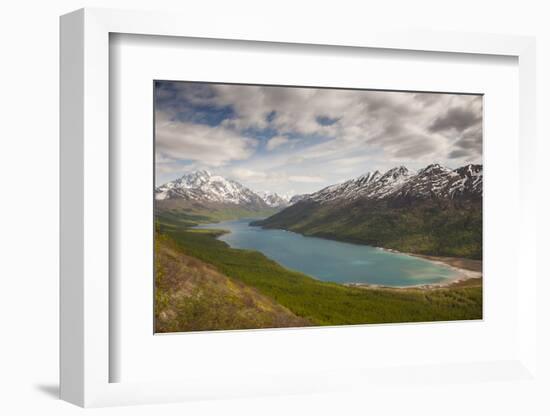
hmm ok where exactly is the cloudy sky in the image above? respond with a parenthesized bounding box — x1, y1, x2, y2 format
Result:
(155, 81, 482, 195)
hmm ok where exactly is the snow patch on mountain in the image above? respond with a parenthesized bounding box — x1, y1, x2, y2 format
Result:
(155, 170, 267, 208)
(156, 164, 482, 210)
(260, 191, 291, 208)
(307, 163, 482, 204)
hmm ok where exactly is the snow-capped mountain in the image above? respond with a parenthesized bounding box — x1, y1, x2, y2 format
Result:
(155, 164, 481, 214)
(393, 163, 482, 200)
(252, 163, 483, 260)
(260, 191, 291, 208)
(309, 166, 412, 203)
(306, 163, 482, 204)
(155, 170, 268, 209)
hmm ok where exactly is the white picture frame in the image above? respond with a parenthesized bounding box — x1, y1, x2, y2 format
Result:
(60, 7, 538, 408)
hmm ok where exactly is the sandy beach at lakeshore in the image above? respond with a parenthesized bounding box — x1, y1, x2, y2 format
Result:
(345, 249, 482, 290)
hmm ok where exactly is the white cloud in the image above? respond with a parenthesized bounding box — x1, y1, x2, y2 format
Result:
(230, 168, 267, 182)
(155, 110, 257, 167)
(195, 85, 481, 165)
(156, 82, 482, 193)
(266, 135, 290, 150)
(288, 175, 325, 183)
(229, 167, 323, 188)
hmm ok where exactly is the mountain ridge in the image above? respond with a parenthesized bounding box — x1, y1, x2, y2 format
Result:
(252, 163, 483, 260)
(156, 163, 482, 209)
(302, 163, 482, 205)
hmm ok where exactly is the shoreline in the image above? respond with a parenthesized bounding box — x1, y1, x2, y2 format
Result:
(384, 247, 481, 275)
(345, 275, 482, 290)
(350, 248, 482, 290)
(255, 224, 481, 270)
(194, 221, 482, 290)
(381, 248, 482, 273)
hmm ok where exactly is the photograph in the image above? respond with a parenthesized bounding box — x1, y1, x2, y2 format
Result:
(153, 80, 483, 333)
(3, 0, 544, 412)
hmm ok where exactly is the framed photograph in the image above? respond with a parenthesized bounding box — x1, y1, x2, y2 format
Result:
(153, 80, 484, 334)
(60, 8, 539, 408)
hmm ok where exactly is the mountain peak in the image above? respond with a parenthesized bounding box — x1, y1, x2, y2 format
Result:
(356, 170, 381, 184)
(307, 163, 481, 204)
(156, 163, 482, 208)
(186, 169, 211, 179)
(423, 163, 441, 170)
(388, 165, 408, 172)
(419, 163, 451, 175)
(155, 170, 268, 208)
(382, 166, 410, 179)
(172, 169, 212, 185)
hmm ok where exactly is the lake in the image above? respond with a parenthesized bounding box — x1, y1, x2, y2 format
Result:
(195, 218, 457, 287)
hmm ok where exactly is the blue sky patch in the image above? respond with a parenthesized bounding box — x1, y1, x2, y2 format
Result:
(316, 115, 339, 126)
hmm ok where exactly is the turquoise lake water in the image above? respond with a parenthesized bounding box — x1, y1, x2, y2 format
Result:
(196, 218, 456, 287)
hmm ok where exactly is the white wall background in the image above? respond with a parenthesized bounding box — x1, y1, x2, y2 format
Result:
(0, 0, 548, 415)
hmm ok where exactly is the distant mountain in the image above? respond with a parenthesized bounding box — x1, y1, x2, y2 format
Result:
(155, 170, 305, 212)
(260, 191, 291, 208)
(155, 170, 269, 210)
(252, 164, 483, 259)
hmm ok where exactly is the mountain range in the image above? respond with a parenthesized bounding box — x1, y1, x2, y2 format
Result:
(156, 164, 482, 259)
(156, 164, 482, 210)
(300, 163, 482, 205)
(259, 191, 292, 208)
(252, 163, 483, 260)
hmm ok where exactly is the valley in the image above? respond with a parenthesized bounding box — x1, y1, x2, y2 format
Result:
(252, 164, 482, 260)
(154, 163, 483, 332)
(156, 219, 482, 330)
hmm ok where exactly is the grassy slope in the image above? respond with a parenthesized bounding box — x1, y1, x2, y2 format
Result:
(155, 232, 310, 332)
(158, 219, 482, 326)
(253, 199, 482, 260)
